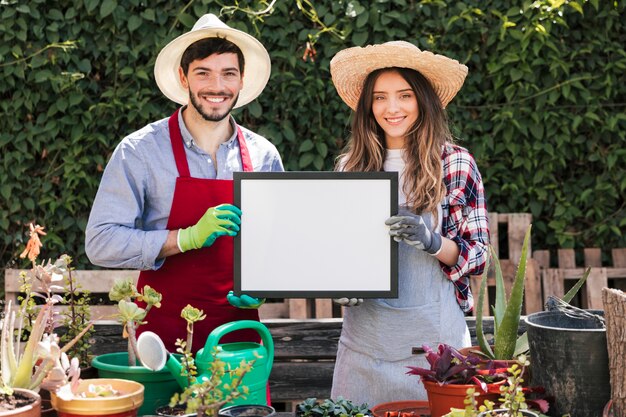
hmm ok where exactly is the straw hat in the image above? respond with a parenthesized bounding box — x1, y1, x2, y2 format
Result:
(154, 13, 271, 108)
(330, 41, 468, 110)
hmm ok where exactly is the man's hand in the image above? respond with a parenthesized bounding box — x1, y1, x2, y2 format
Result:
(385, 213, 442, 255)
(178, 204, 241, 252)
(227, 291, 265, 309)
(333, 298, 363, 307)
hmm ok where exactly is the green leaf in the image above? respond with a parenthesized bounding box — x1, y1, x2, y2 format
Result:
(494, 225, 531, 360)
(563, 268, 590, 303)
(84, 0, 99, 13)
(100, 0, 117, 18)
(298, 153, 315, 168)
(247, 101, 262, 118)
(178, 13, 196, 28)
(127, 16, 142, 32)
(568, 2, 584, 15)
(299, 140, 314, 153)
(351, 31, 368, 46)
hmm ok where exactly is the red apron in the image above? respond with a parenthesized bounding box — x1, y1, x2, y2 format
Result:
(137, 109, 259, 353)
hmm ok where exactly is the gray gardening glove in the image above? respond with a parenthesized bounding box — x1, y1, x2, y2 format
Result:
(333, 298, 363, 307)
(385, 213, 442, 255)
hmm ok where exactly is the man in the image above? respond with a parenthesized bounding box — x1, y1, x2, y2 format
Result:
(85, 14, 283, 352)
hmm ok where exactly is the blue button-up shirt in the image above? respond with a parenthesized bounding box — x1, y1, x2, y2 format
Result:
(85, 109, 284, 270)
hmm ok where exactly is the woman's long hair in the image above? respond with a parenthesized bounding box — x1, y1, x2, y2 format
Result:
(337, 67, 452, 217)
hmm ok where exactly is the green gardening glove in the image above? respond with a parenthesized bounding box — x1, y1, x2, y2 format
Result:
(178, 204, 242, 252)
(227, 291, 265, 309)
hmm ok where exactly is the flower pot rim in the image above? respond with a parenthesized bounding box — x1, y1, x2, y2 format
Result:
(478, 409, 539, 416)
(91, 351, 174, 374)
(524, 309, 606, 332)
(370, 400, 429, 417)
(50, 378, 144, 415)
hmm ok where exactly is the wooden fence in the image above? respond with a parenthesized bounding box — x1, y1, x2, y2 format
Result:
(4, 212, 625, 319)
(533, 247, 626, 309)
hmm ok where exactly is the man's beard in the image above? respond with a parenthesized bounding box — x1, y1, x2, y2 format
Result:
(189, 90, 239, 122)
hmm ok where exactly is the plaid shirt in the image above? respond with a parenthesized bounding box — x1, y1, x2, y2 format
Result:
(440, 143, 490, 313)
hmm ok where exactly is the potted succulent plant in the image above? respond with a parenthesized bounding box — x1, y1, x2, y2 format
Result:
(471, 225, 589, 363)
(91, 280, 180, 415)
(406, 343, 508, 417)
(1, 223, 92, 417)
(443, 357, 544, 417)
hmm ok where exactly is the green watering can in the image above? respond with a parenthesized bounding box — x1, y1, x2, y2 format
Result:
(138, 320, 274, 406)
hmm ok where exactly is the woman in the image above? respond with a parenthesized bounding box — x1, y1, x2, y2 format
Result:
(329, 41, 490, 405)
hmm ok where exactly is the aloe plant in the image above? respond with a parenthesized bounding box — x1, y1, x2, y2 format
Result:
(475, 225, 591, 360)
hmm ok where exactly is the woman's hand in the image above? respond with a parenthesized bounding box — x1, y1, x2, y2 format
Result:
(385, 213, 442, 255)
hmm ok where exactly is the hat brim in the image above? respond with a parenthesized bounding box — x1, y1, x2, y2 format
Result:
(154, 27, 271, 108)
(330, 42, 468, 110)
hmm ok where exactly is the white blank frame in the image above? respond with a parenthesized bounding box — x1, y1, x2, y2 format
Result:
(234, 171, 398, 298)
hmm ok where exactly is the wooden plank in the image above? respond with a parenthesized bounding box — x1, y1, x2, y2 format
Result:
(259, 301, 289, 320)
(533, 249, 550, 270)
(263, 319, 341, 360)
(610, 249, 626, 291)
(507, 213, 532, 262)
(288, 299, 309, 319)
(314, 299, 334, 319)
(524, 260, 542, 313)
(547, 267, 626, 280)
(584, 248, 602, 267)
(269, 361, 334, 402)
(488, 212, 499, 256)
(4, 269, 139, 293)
(557, 249, 576, 269)
(612, 248, 626, 267)
(542, 269, 565, 303)
(585, 267, 608, 309)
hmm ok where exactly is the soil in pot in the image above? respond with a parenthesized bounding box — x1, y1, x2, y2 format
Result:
(218, 405, 275, 417)
(0, 389, 42, 417)
(155, 405, 193, 416)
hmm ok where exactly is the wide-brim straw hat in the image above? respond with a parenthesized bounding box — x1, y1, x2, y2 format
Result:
(154, 13, 271, 108)
(330, 41, 468, 110)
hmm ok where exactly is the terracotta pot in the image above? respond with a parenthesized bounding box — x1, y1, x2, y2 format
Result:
(0, 388, 42, 417)
(371, 400, 430, 417)
(423, 380, 502, 417)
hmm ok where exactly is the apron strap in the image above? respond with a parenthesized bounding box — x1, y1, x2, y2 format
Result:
(236, 126, 254, 172)
(168, 109, 191, 178)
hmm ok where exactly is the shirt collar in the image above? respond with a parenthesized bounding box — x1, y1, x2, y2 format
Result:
(177, 106, 238, 149)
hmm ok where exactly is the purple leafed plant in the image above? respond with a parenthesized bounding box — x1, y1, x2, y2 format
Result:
(406, 344, 507, 392)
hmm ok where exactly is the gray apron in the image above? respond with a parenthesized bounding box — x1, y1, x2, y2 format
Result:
(330, 208, 470, 406)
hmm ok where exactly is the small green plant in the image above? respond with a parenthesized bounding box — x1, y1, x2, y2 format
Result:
(176, 304, 207, 387)
(59, 255, 94, 368)
(167, 303, 254, 417)
(109, 279, 162, 366)
(295, 397, 371, 417)
(169, 348, 255, 417)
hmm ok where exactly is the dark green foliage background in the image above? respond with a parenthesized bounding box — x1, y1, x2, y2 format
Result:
(1, 0, 625, 270)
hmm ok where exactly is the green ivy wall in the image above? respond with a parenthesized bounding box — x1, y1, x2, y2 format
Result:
(1, 0, 624, 270)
